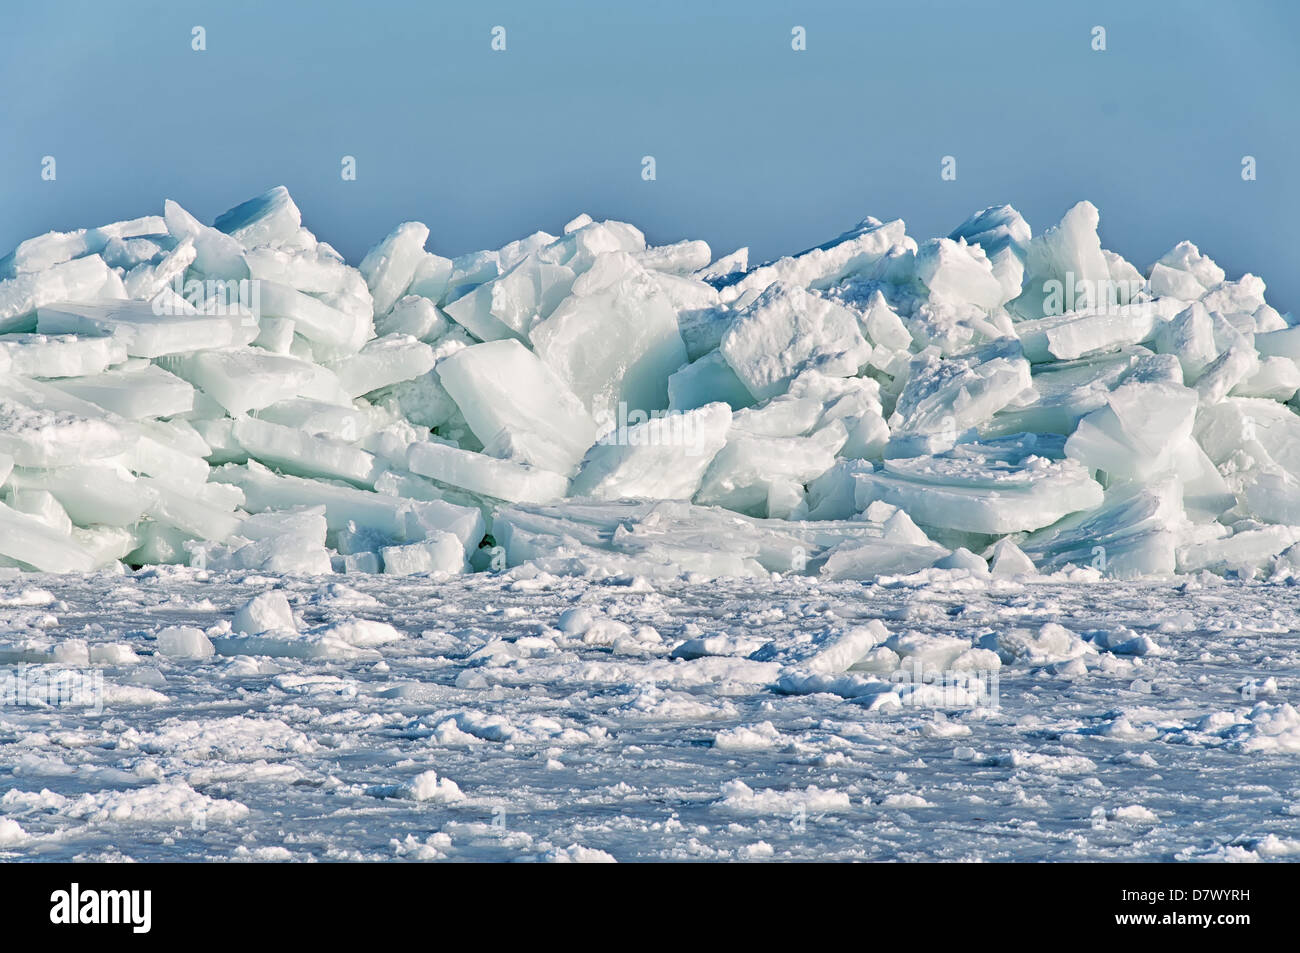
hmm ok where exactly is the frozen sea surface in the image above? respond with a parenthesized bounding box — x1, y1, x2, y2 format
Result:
(1, 567, 1298, 862)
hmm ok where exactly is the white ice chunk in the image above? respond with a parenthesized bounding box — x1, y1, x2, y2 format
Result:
(375, 295, 449, 342)
(407, 440, 569, 504)
(857, 435, 1103, 534)
(694, 247, 748, 282)
(697, 421, 846, 517)
(406, 253, 454, 303)
(1153, 302, 1218, 382)
(122, 237, 197, 299)
(0, 215, 165, 277)
(359, 222, 429, 316)
(46, 363, 194, 419)
(258, 280, 371, 356)
(327, 334, 437, 398)
(444, 255, 575, 342)
(887, 345, 1033, 456)
(0, 500, 97, 572)
(0, 333, 127, 378)
(213, 460, 484, 550)
(0, 257, 116, 332)
(232, 416, 377, 486)
(720, 282, 870, 401)
(161, 348, 348, 414)
(531, 253, 687, 426)
(380, 532, 465, 575)
(722, 218, 910, 302)
(634, 240, 712, 276)
(570, 403, 731, 500)
(914, 238, 1005, 311)
(0, 378, 130, 467)
(1009, 201, 1112, 319)
(949, 205, 1031, 256)
(233, 591, 298, 635)
(163, 199, 249, 279)
(667, 350, 755, 411)
(437, 339, 597, 475)
(213, 186, 307, 250)
(37, 299, 257, 358)
(1023, 482, 1185, 578)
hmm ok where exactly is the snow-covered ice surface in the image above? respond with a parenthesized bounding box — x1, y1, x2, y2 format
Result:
(2, 567, 1298, 862)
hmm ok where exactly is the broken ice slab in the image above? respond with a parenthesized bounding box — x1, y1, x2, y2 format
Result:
(244, 244, 367, 299)
(676, 305, 737, 365)
(1062, 379, 1233, 521)
(985, 347, 1147, 441)
(1014, 297, 1182, 363)
(258, 280, 371, 356)
(5, 486, 74, 536)
(231, 415, 378, 487)
(160, 347, 350, 414)
(1196, 397, 1300, 478)
(405, 253, 454, 304)
(913, 238, 1006, 311)
(948, 204, 1031, 258)
(696, 421, 847, 518)
(443, 255, 575, 343)
(379, 532, 465, 575)
(0, 215, 166, 278)
(634, 239, 712, 276)
(0, 256, 117, 332)
(719, 218, 910, 302)
(1177, 524, 1300, 577)
(37, 300, 258, 358)
(0, 376, 131, 467)
(212, 460, 484, 551)
(190, 505, 334, 576)
(122, 237, 198, 301)
(406, 440, 569, 504)
(887, 344, 1033, 456)
(45, 363, 195, 419)
(667, 350, 755, 412)
(6, 462, 157, 527)
(436, 339, 597, 476)
(694, 246, 748, 282)
(1253, 324, 1300, 363)
(493, 498, 948, 580)
(0, 332, 128, 378)
(254, 398, 387, 442)
(855, 434, 1104, 535)
(1021, 482, 1185, 578)
(1233, 356, 1300, 402)
(0, 499, 98, 572)
(1007, 201, 1113, 320)
(720, 282, 871, 401)
(326, 334, 437, 398)
(530, 255, 687, 426)
(359, 222, 429, 317)
(213, 185, 308, 250)
(569, 402, 731, 501)
(141, 477, 243, 543)
(856, 289, 913, 353)
(119, 418, 215, 491)
(163, 199, 249, 280)
(375, 295, 448, 341)
(818, 512, 953, 579)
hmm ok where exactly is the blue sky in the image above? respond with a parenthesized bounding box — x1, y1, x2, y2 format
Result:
(2, 0, 1296, 311)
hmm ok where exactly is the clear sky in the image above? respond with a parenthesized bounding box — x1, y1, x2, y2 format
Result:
(2, 0, 1296, 312)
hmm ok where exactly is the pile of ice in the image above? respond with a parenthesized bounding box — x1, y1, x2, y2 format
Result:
(1, 188, 1296, 580)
